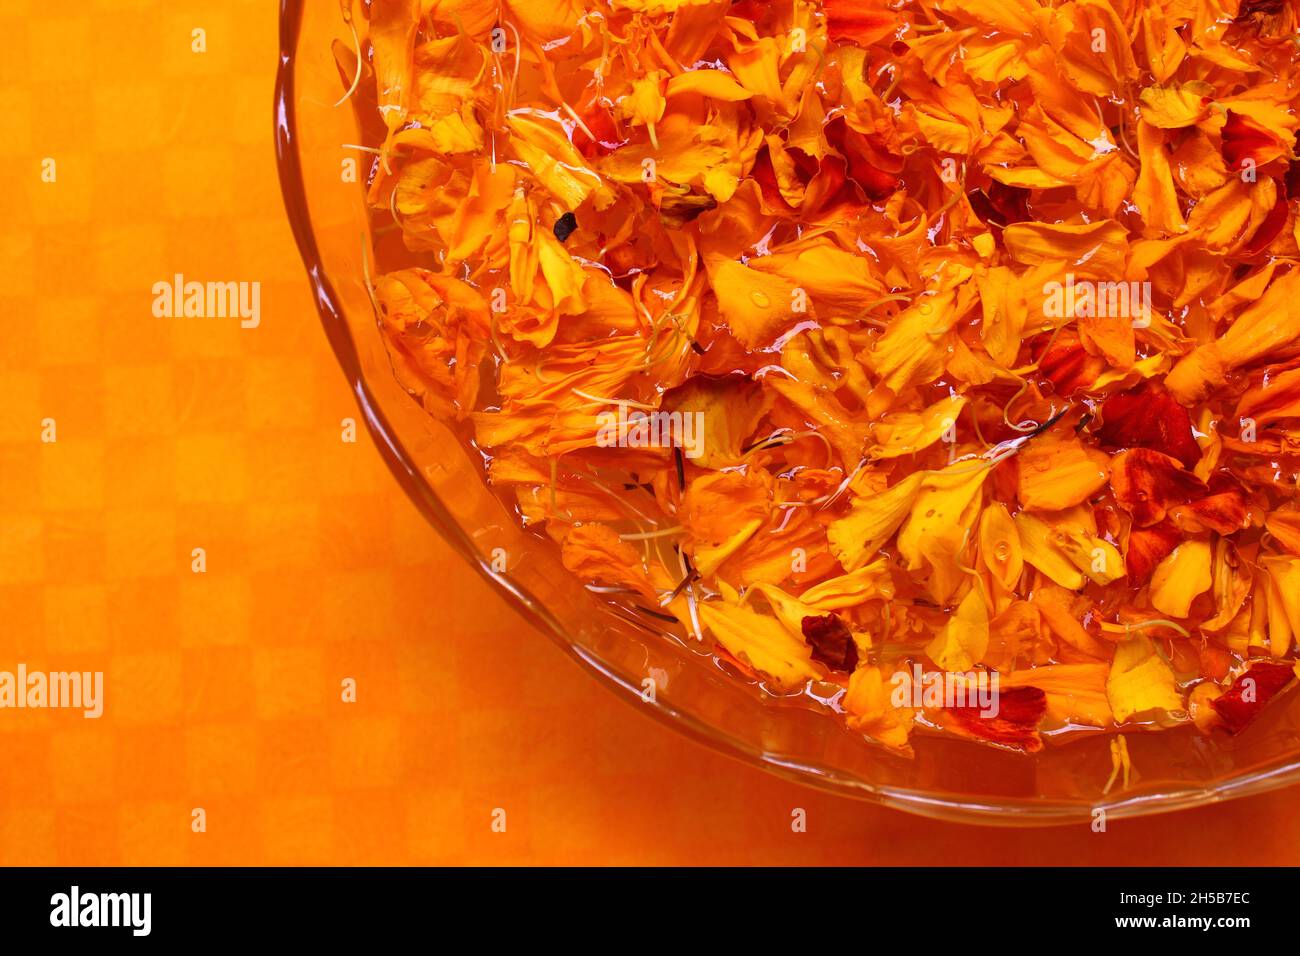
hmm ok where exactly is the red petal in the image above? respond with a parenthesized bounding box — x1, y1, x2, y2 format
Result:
(1110, 448, 1208, 527)
(967, 183, 1031, 228)
(987, 182, 1031, 224)
(1210, 662, 1297, 734)
(801, 614, 859, 672)
(944, 686, 1047, 752)
(823, 0, 898, 46)
(825, 118, 900, 201)
(1096, 384, 1201, 468)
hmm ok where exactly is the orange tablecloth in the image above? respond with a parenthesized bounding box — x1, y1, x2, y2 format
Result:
(0, 0, 1295, 866)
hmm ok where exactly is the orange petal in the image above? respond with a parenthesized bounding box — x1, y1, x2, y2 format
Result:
(560, 523, 656, 599)
(1002, 220, 1129, 277)
(1266, 512, 1300, 556)
(1017, 434, 1110, 512)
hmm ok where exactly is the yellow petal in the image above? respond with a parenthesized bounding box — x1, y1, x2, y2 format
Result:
(798, 558, 895, 609)
(693, 518, 763, 578)
(926, 586, 990, 671)
(1166, 269, 1300, 404)
(600, 112, 736, 198)
(1202, 539, 1253, 632)
(1260, 556, 1300, 657)
(699, 599, 819, 691)
(1141, 8, 1186, 84)
(1149, 539, 1212, 618)
(410, 33, 487, 124)
(752, 559, 893, 638)
(665, 69, 754, 102)
(1042, 0, 1136, 98)
(1138, 83, 1213, 129)
(748, 238, 886, 314)
(897, 461, 990, 603)
(748, 584, 822, 639)
(868, 290, 965, 394)
(828, 473, 925, 571)
(1035, 583, 1112, 659)
(976, 266, 1027, 367)
(1185, 177, 1261, 251)
(503, 0, 584, 42)
(1015, 511, 1085, 589)
(869, 395, 967, 460)
(1106, 634, 1184, 723)
(507, 114, 613, 210)
(443, 162, 515, 262)
(423, 0, 499, 36)
(661, 376, 769, 469)
(622, 72, 667, 145)
(400, 109, 483, 153)
(536, 228, 588, 314)
(978, 501, 1023, 591)
(1188, 682, 1223, 733)
(1051, 528, 1125, 586)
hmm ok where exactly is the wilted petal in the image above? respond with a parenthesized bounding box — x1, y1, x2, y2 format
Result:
(1210, 662, 1297, 734)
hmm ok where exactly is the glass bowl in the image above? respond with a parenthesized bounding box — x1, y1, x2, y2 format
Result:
(274, 0, 1300, 825)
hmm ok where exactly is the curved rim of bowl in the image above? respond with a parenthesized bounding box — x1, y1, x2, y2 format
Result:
(273, 0, 1300, 825)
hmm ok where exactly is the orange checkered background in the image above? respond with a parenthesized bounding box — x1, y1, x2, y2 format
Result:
(0, 0, 1296, 866)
